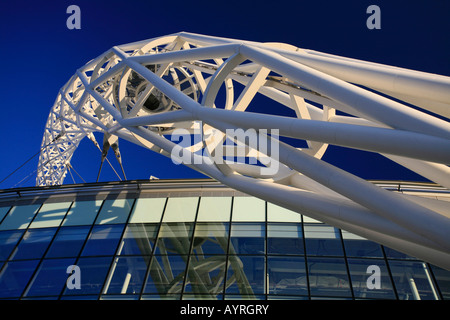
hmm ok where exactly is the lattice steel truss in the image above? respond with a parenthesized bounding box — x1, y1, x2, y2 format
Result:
(37, 32, 450, 269)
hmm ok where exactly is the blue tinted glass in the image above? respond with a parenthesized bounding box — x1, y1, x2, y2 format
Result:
(144, 254, 188, 294)
(119, 223, 158, 256)
(46, 226, 91, 258)
(81, 224, 124, 256)
(347, 258, 395, 299)
(63, 256, 113, 296)
(226, 255, 265, 295)
(388, 260, 439, 300)
(184, 254, 227, 297)
(268, 256, 307, 296)
(229, 223, 265, 254)
(24, 258, 76, 297)
(383, 247, 417, 260)
(11, 228, 57, 260)
(307, 257, 352, 297)
(191, 223, 229, 255)
(430, 265, 450, 300)
(343, 238, 383, 258)
(304, 224, 343, 256)
(0, 260, 40, 298)
(268, 223, 304, 255)
(154, 223, 193, 255)
(103, 256, 150, 295)
(0, 230, 24, 260)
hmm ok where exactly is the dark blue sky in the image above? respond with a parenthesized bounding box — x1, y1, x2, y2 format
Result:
(0, 0, 449, 189)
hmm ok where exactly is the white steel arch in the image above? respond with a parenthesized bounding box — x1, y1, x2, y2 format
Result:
(37, 32, 450, 269)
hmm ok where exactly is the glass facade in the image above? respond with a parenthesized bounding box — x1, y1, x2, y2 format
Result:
(0, 181, 449, 300)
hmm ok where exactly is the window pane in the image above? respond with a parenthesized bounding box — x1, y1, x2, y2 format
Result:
(304, 224, 343, 256)
(383, 247, 418, 260)
(62, 200, 103, 226)
(95, 199, 134, 225)
(0, 230, 24, 261)
(154, 223, 193, 255)
(268, 223, 304, 255)
(81, 224, 125, 256)
(267, 203, 300, 222)
(342, 231, 383, 258)
(191, 223, 229, 255)
(197, 197, 232, 222)
(129, 198, 166, 223)
(119, 224, 158, 256)
(0, 204, 41, 230)
(11, 228, 57, 260)
(143, 254, 188, 294)
(0, 206, 10, 223)
(347, 258, 395, 299)
(307, 257, 352, 297)
(232, 197, 265, 222)
(162, 197, 198, 222)
(184, 254, 227, 298)
(0, 260, 40, 298)
(229, 223, 265, 255)
(63, 256, 113, 296)
(226, 255, 265, 296)
(29, 202, 72, 229)
(430, 265, 450, 300)
(46, 226, 91, 258)
(268, 256, 307, 296)
(388, 260, 439, 300)
(24, 258, 76, 297)
(103, 256, 150, 295)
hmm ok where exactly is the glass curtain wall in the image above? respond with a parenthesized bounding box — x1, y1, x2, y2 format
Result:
(0, 195, 449, 300)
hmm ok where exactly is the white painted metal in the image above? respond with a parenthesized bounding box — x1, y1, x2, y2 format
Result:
(37, 32, 450, 269)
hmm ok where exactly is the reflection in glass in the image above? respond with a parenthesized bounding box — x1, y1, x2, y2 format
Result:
(119, 223, 158, 256)
(62, 200, 103, 226)
(11, 228, 57, 260)
(430, 265, 450, 300)
(0, 206, 10, 223)
(304, 224, 343, 256)
(103, 256, 150, 295)
(184, 255, 227, 298)
(29, 202, 72, 228)
(144, 254, 188, 294)
(46, 226, 91, 258)
(24, 258, 76, 297)
(81, 224, 124, 256)
(0, 260, 40, 298)
(63, 256, 113, 296)
(95, 199, 134, 225)
(388, 260, 439, 300)
(191, 223, 229, 255)
(268, 256, 307, 296)
(342, 231, 383, 258)
(226, 255, 265, 296)
(0, 204, 41, 230)
(307, 257, 352, 297)
(154, 223, 193, 255)
(0, 230, 24, 260)
(229, 223, 265, 254)
(268, 223, 303, 255)
(347, 258, 395, 299)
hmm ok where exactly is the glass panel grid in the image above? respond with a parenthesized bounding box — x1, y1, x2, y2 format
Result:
(0, 196, 448, 300)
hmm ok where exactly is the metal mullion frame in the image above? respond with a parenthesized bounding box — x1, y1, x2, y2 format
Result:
(138, 197, 171, 299)
(21, 201, 75, 299)
(99, 197, 138, 298)
(56, 199, 107, 299)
